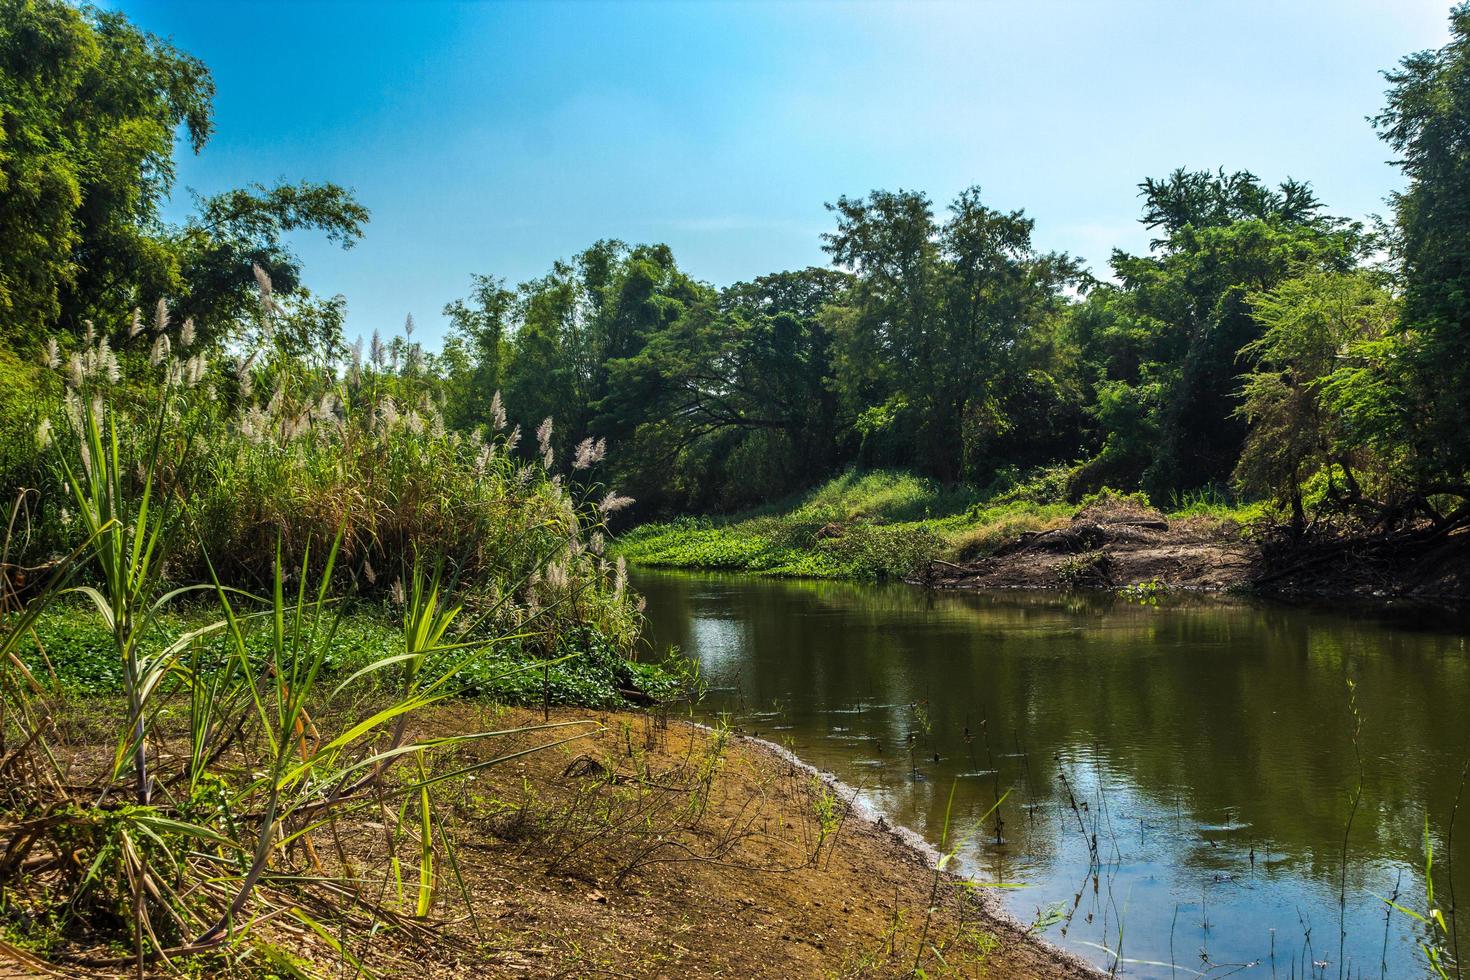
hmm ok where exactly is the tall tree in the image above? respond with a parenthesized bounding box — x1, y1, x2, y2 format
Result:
(0, 0, 211, 341)
(822, 187, 1084, 481)
(0, 0, 366, 347)
(1234, 270, 1398, 531)
(1105, 169, 1361, 497)
(1375, 2, 1470, 492)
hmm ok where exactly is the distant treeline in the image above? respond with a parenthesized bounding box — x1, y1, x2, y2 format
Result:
(7, 0, 1470, 537)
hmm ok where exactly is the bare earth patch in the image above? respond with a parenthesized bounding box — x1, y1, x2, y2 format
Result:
(1, 703, 1095, 979)
(354, 704, 1098, 978)
(925, 500, 1254, 594)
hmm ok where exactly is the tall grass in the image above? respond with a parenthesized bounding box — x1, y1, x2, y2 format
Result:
(0, 305, 650, 971)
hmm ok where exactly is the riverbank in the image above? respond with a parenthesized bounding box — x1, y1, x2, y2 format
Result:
(921, 496, 1470, 602)
(0, 703, 1097, 978)
(614, 470, 1236, 582)
(616, 471, 1470, 602)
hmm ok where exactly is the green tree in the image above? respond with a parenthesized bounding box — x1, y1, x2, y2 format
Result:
(599, 268, 849, 510)
(1105, 169, 1361, 498)
(441, 274, 514, 429)
(822, 187, 1084, 481)
(0, 0, 366, 347)
(1234, 270, 1398, 530)
(1374, 2, 1470, 495)
(0, 0, 210, 341)
(171, 181, 368, 347)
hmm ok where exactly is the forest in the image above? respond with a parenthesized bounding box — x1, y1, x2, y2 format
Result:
(4, 0, 1470, 977)
(7, 3, 1470, 542)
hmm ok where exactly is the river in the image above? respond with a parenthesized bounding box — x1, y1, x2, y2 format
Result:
(632, 568, 1470, 979)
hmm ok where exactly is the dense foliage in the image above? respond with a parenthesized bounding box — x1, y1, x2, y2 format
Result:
(417, 7, 1470, 537)
(7, 0, 1470, 561)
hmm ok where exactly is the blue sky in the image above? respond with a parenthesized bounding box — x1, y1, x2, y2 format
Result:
(116, 0, 1453, 348)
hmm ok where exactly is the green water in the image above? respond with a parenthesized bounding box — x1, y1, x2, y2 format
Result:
(632, 568, 1470, 979)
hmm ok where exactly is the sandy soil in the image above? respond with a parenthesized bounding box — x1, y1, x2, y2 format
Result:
(1, 704, 1097, 979)
(356, 704, 1100, 978)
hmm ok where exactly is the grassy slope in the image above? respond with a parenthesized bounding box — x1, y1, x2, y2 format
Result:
(613, 469, 1263, 581)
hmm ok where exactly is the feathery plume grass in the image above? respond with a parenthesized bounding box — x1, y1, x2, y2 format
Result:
(598, 491, 635, 515)
(252, 262, 274, 312)
(572, 436, 607, 470)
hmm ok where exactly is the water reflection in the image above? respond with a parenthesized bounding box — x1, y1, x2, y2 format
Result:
(633, 569, 1470, 978)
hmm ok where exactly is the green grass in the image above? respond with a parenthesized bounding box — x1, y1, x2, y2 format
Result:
(20, 602, 689, 709)
(614, 469, 1263, 582)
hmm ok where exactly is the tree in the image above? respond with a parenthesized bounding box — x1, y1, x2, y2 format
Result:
(1374, 2, 1470, 491)
(0, 0, 211, 342)
(441, 274, 514, 429)
(599, 268, 850, 510)
(1234, 271, 1398, 530)
(822, 187, 1084, 481)
(1104, 169, 1361, 498)
(0, 0, 367, 348)
(171, 181, 368, 347)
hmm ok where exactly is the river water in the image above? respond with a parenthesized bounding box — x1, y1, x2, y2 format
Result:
(632, 568, 1470, 979)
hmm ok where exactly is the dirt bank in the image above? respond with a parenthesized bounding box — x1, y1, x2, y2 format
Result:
(919, 497, 1470, 603)
(366, 704, 1100, 978)
(3, 703, 1095, 979)
(921, 497, 1255, 594)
